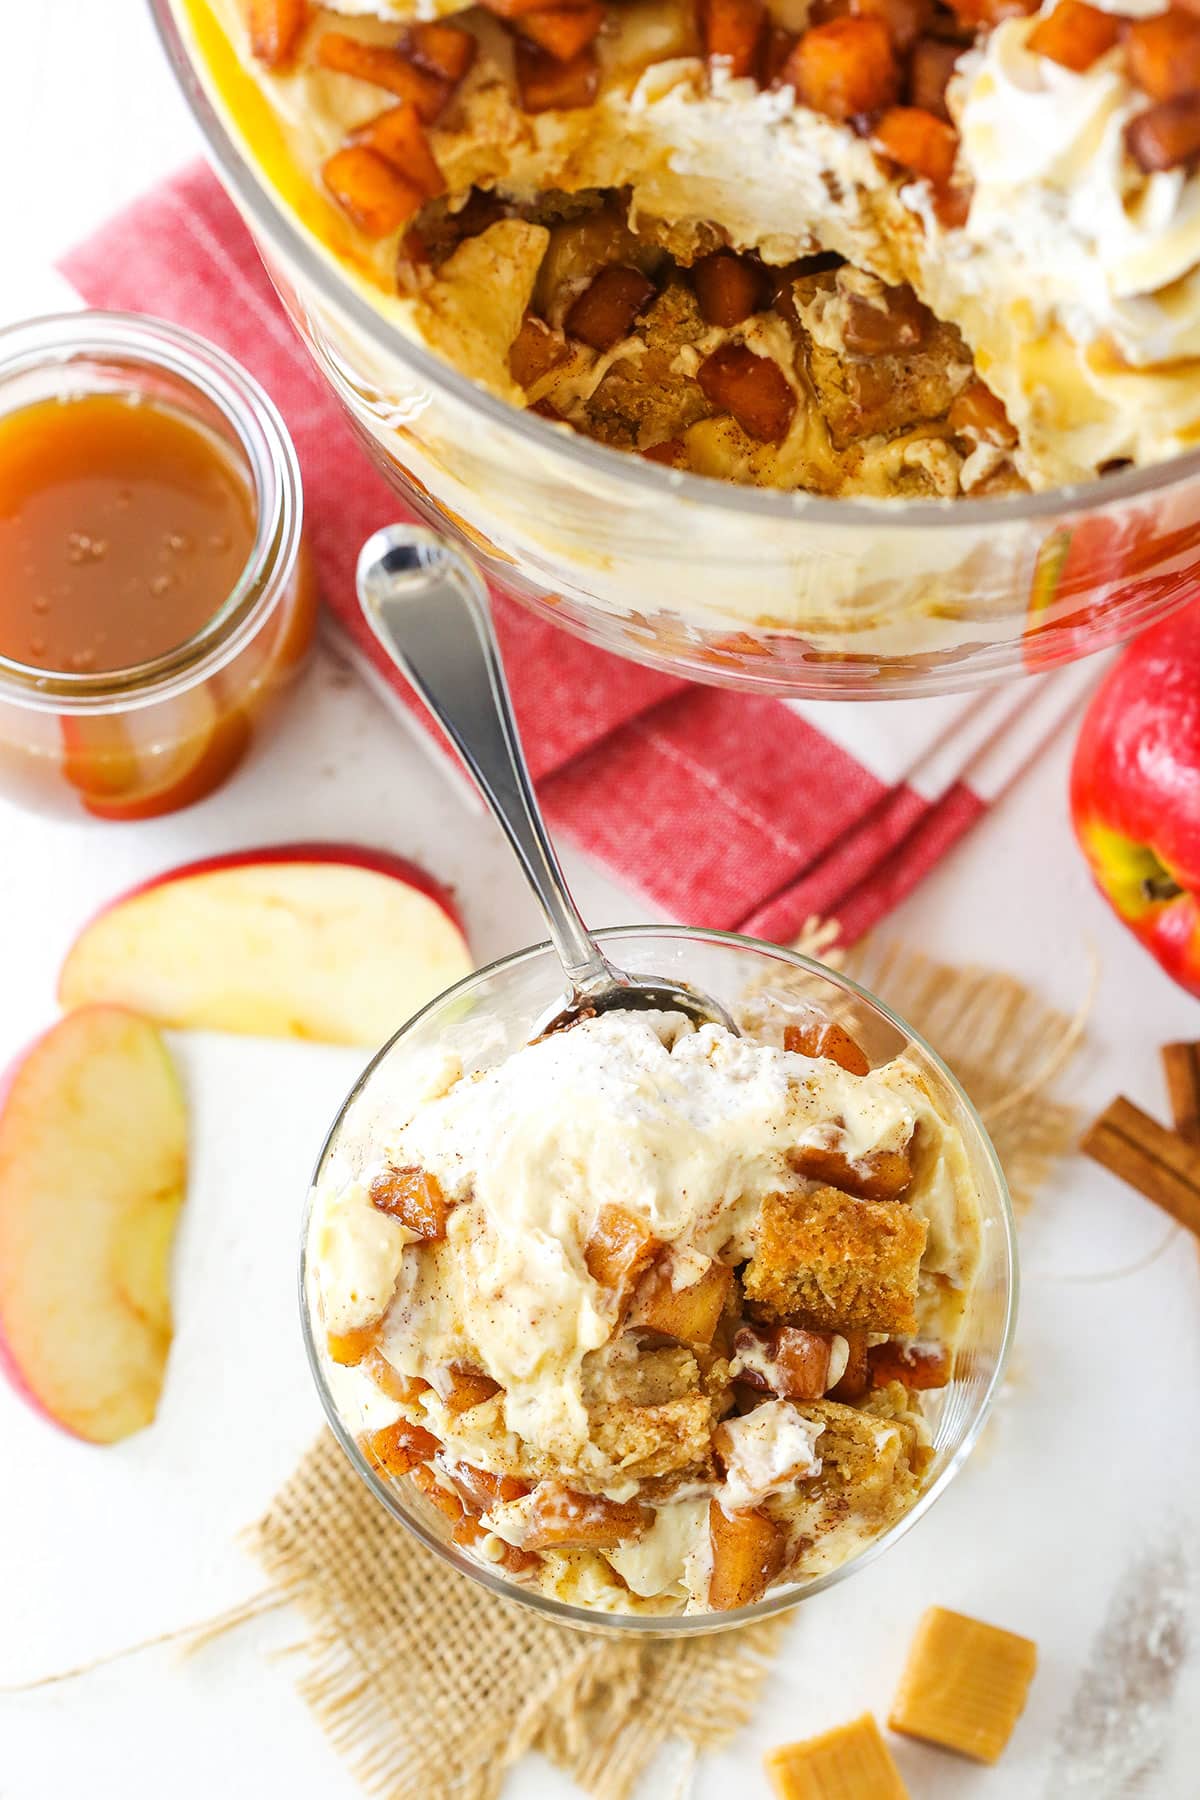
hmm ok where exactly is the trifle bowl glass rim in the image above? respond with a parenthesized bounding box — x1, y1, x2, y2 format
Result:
(149, 0, 1200, 538)
(299, 922, 1018, 1637)
(0, 308, 304, 716)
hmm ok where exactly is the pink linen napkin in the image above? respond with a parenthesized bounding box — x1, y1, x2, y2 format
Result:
(60, 165, 1090, 943)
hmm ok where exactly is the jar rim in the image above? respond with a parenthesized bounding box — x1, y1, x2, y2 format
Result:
(0, 310, 305, 715)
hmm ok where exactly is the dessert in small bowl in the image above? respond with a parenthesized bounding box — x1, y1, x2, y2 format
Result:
(301, 926, 1015, 1632)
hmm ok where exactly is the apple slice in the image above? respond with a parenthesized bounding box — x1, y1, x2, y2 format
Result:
(0, 1007, 187, 1444)
(58, 845, 473, 1048)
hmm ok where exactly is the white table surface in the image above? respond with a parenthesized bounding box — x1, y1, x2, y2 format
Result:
(4, 9, 1200, 1797)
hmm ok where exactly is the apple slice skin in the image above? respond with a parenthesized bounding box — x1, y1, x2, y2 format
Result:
(58, 843, 473, 1048)
(0, 1008, 187, 1445)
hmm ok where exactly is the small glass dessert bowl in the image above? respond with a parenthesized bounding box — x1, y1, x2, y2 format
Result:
(0, 311, 318, 820)
(301, 925, 1015, 1637)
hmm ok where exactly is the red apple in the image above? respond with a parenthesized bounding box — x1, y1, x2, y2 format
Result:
(58, 844, 473, 1047)
(0, 1007, 187, 1443)
(1071, 600, 1200, 995)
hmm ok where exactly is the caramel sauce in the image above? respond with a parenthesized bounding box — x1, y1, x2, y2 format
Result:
(0, 393, 256, 674)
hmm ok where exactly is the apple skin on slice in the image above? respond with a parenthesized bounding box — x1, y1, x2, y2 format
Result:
(58, 843, 473, 1048)
(0, 1007, 187, 1444)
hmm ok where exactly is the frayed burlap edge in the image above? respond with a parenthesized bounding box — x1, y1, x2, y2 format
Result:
(247, 1432, 787, 1800)
(245, 940, 1083, 1800)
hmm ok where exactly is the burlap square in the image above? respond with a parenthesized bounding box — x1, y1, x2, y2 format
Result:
(250, 945, 1082, 1800)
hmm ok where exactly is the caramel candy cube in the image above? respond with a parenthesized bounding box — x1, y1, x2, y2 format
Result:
(744, 1186, 927, 1334)
(766, 1713, 909, 1799)
(889, 1606, 1037, 1764)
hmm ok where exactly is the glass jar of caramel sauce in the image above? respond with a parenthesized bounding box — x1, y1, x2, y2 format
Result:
(0, 312, 318, 819)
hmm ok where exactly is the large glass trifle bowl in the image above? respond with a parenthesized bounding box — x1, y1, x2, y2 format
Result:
(152, 0, 1200, 698)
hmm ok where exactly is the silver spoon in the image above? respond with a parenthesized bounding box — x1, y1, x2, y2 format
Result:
(357, 523, 738, 1037)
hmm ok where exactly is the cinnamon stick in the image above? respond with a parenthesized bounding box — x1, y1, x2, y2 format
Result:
(1161, 1042, 1200, 1144)
(1081, 1095, 1200, 1237)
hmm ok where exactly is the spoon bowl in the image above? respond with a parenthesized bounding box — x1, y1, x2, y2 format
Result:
(357, 524, 738, 1037)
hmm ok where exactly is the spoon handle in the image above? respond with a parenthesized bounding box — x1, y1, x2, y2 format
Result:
(357, 524, 614, 996)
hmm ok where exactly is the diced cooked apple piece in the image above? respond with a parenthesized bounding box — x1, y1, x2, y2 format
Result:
(788, 1139, 912, 1201)
(363, 1346, 431, 1403)
(509, 314, 571, 389)
(364, 1416, 441, 1477)
(517, 2, 606, 60)
(514, 40, 600, 109)
(1026, 0, 1119, 70)
(327, 1324, 378, 1366)
(315, 33, 450, 121)
(443, 1460, 530, 1510)
(945, 0, 1036, 25)
(351, 104, 445, 201)
(0, 1008, 187, 1445)
(1126, 12, 1200, 102)
(783, 1018, 870, 1077)
(566, 265, 657, 349)
(708, 1499, 786, 1610)
(869, 1341, 951, 1389)
(324, 147, 424, 239)
(408, 1460, 466, 1521)
(872, 106, 959, 187)
(479, 0, 574, 17)
(399, 19, 478, 83)
(703, 0, 766, 76)
(907, 35, 960, 120)
(841, 281, 929, 355)
(584, 1203, 662, 1298)
(932, 182, 973, 228)
(369, 1164, 453, 1240)
(1126, 96, 1200, 171)
(452, 1511, 544, 1573)
(632, 1255, 734, 1345)
(522, 1482, 652, 1549)
(828, 1328, 870, 1400)
(697, 343, 796, 443)
(852, 0, 930, 54)
(785, 19, 900, 122)
(948, 377, 1017, 447)
(761, 24, 798, 83)
(248, 0, 309, 68)
(692, 252, 765, 327)
(438, 1361, 503, 1413)
(732, 1323, 833, 1399)
(57, 846, 472, 1049)
(744, 1186, 927, 1333)
(641, 438, 687, 465)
